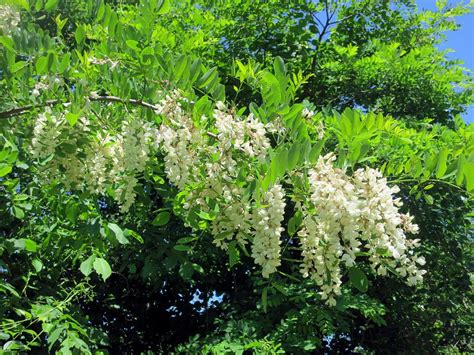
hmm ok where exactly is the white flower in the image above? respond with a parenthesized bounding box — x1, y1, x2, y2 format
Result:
(251, 184, 286, 277)
(302, 108, 315, 119)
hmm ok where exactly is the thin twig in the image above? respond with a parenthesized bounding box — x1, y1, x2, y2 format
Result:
(310, 0, 336, 72)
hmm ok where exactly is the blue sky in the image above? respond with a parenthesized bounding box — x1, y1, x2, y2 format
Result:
(417, 0, 473, 123)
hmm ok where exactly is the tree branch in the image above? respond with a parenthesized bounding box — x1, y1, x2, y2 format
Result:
(0, 95, 220, 140)
(0, 99, 61, 119)
(0, 95, 161, 119)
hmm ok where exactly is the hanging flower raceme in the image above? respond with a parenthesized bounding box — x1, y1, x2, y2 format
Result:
(298, 154, 425, 305)
(155, 92, 203, 189)
(251, 184, 286, 278)
(28, 107, 158, 211)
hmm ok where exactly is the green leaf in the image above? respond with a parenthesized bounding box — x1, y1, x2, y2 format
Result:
(287, 144, 301, 171)
(14, 194, 28, 201)
(435, 148, 448, 178)
(455, 156, 465, 186)
(212, 84, 225, 101)
(228, 241, 239, 268)
(152, 211, 171, 226)
(157, 0, 171, 14)
(13, 0, 29, 10)
(22, 239, 37, 252)
(174, 244, 191, 252)
(260, 71, 282, 106)
(273, 56, 287, 80)
(262, 287, 268, 313)
(14, 238, 36, 253)
(75, 25, 86, 45)
(272, 282, 288, 296)
(273, 56, 287, 96)
(93, 257, 112, 281)
(0, 164, 12, 177)
(348, 267, 368, 292)
(16, 161, 28, 169)
(189, 59, 202, 83)
(124, 229, 144, 243)
(32, 259, 43, 272)
(12, 206, 24, 219)
(0, 281, 19, 297)
(198, 67, 218, 88)
(192, 263, 205, 274)
(177, 236, 198, 244)
(65, 203, 79, 224)
(179, 262, 194, 280)
(268, 153, 278, 185)
(108, 222, 129, 244)
(0, 149, 8, 161)
(174, 54, 189, 79)
(10, 61, 27, 73)
(0, 36, 15, 52)
(196, 210, 214, 221)
(275, 148, 288, 178)
(126, 40, 139, 51)
(214, 230, 234, 241)
(424, 194, 434, 205)
(375, 247, 390, 256)
(425, 153, 438, 174)
(96, 2, 105, 21)
(80, 255, 96, 277)
(47, 327, 64, 350)
(58, 53, 71, 73)
(47, 52, 56, 71)
(65, 112, 80, 127)
(288, 210, 303, 237)
(308, 140, 325, 163)
(36, 56, 48, 74)
(44, 0, 59, 12)
(464, 161, 474, 191)
(74, 25, 86, 44)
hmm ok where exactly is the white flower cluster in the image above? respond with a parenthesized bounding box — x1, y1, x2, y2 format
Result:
(298, 154, 425, 305)
(155, 92, 202, 189)
(154, 93, 287, 278)
(0, 5, 20, 34)
(28, 92, 426, 293)
(29, 108, 157, 211)
(251, 184, 286, 278)
(110, 119, 156, 211)
(214, 101, 270, 160)
(30, 107, 62, 160)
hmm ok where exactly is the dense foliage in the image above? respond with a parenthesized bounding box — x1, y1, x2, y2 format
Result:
(0, 0, 473, 353)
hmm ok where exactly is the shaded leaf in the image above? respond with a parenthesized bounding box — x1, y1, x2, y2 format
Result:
(93, 257, 112, 281)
